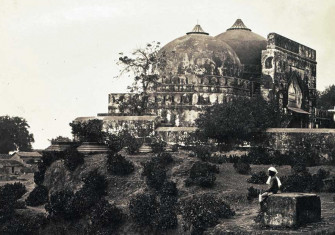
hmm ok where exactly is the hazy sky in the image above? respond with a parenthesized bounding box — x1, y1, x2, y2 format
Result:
(1, 0, 334, 149)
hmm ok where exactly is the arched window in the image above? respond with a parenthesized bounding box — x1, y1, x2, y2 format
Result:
(265, 57, 273, 69)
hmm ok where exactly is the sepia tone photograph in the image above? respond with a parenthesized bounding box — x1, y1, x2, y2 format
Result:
(0, 0, 335, 234)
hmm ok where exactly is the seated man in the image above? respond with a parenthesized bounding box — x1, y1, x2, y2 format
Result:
(259, 167, 282, 203)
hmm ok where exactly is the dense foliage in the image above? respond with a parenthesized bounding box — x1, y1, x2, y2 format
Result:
(181, 194, 235, 234)
(69, 119, 106, 143)
(26, 185, 49, 207)
(87, 199, 125, 234)
(150, 138, 167, 153)
(63, 149, 85, 171)
(316, 85, 335, 110)
(0, 115, 34, 153)
(195, 96, 281, 145)
(107, 153, 135, 175)
(129, 193, 158, 227)
(0, 182, 27, 221)
(247, 171, 268, 184)
(185, 161, 219, 188)
(233, 161, 251, 175)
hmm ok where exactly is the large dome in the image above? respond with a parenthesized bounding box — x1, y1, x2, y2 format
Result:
(160, 25, 241, 77)
(215, 19, 267, 67)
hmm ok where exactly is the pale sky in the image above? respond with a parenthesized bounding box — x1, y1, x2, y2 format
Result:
(0, 0, 334, 149)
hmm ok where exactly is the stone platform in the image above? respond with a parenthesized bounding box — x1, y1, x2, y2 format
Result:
(262, 193, 321, 227)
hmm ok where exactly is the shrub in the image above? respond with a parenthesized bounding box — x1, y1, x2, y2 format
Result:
(181, 194, 235, 234)
(63, 149, 85, 171)
(82, 169, 108, 197)
(0, 183, 27, 222)
(245, 147, 271, 165)
(186, 161, 219, 188)
(0, 213, 47, 234)
(0, 182, 27, 202)
(120, 132, 142, 154)
(192, 145, 212, 161)
(107, 153, 134, 175)
(246, 186, 261, 201)
(106, 133, 124, 154)
(150, 138, 167, 154)
(71, 186, 100, 218)
(88, 199, 125, 234)
(157, 195, 178, 230)
(45, 189, 75, 221)
(144, 164, 167, 190)
(129, 193, 158, 227)
(160, 180, 178, 197)
(155, 152, 174, 165)
(26, 185, 49, 207)
(247, 171, 268, 184)
(233, 161, 251, 175)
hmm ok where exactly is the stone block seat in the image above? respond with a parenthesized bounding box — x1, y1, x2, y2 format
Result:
(261, 193, 321, 227)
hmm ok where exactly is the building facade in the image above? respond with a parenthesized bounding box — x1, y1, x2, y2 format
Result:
(75, 19, 329, 142)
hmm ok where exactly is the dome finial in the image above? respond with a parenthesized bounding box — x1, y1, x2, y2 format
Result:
(186, 23, 209, 35)
(227, 19, 251, 31)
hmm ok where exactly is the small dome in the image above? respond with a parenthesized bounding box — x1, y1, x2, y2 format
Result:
(160, 24, 241, 77)
(215, 19, 267, 67)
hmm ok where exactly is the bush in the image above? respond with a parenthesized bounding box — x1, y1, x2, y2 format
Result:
(189, 161, 219, 178)
(144, 163, 167, 190)
(192, 145, 212, 161)
(186, 161, 219, 188)
(157, 195, 178, 230)
(0, 213, 47, 234)
(155, 152, 174, 165)
(181, 194, 235, 234)
(0, 183, 27, 222)
(247, 171, 268, 184)
(150, 138, 167, 154)
(82, 169, 108, 197)
(26, 185, 49, 207)
(245, 147, 271, 165)
(107, 153, 134, 175)
(246, 186, 261, 201)
(64, 149, 85, 171)
(0, 182, 27, 202)
(233, 161, 251, 175)
(129, 193, 158, 227)
(88, 199, 125, 234)
(160, 180, 178, 196)
(45, 189, 75, 221)
(120, 132, 142, 154)
(106, 133, 124, 154)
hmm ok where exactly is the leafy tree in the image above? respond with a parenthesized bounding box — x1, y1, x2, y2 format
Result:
(0, 116, 34, 153)
(50, 136, 72, 144)
(69, 119, 106, 143)
(317, 85, 335, 110)
(195, 96, 281, 145)
(117, 42, 167, 115)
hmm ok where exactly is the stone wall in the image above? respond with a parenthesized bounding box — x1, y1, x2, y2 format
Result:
(266, 128, 335, 155)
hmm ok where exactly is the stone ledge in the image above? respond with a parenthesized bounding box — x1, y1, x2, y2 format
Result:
(261, 193, 321, 227)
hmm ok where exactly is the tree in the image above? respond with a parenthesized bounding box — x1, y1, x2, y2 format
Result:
(0, 116, 34, 153)
(316, 85, 335, 110)
(117, 42, 167, 115)
(195, 96, 281, 145)
(50, 136, 72, 144)
(69, 119, 105, 143)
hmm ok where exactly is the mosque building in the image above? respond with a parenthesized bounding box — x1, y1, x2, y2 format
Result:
(76, 19, 324, 143)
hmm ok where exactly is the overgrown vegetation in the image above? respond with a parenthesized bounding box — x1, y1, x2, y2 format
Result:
(180, 194, 235, 234)
(233, 161, 251, 175)
(247, 171, 268, 184)
(185, 161, 219, 188)
(107, 153, 135, 175)
(26, 185, 49, 207)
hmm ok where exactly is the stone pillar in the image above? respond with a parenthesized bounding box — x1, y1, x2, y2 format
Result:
(261, 193, 321, 227)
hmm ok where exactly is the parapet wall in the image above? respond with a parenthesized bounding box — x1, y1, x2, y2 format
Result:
(266, 128, 335, 154)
